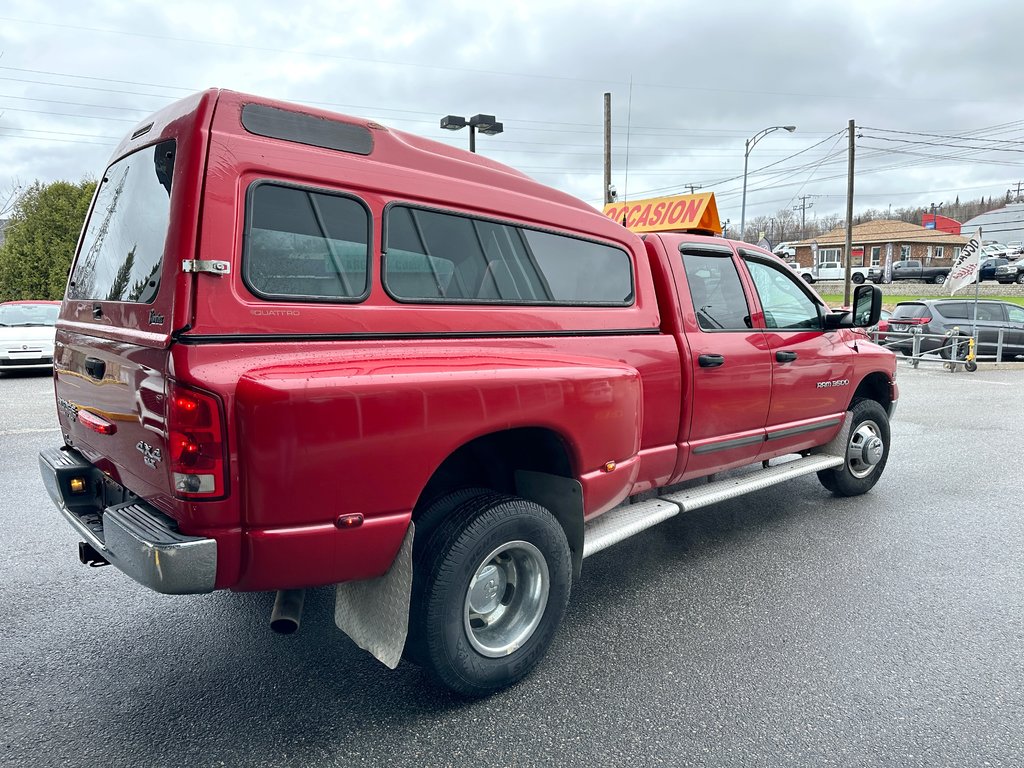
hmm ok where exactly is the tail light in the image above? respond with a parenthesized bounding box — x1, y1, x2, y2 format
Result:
(897, 315, 932, 325)
(167, 381, 227, 499)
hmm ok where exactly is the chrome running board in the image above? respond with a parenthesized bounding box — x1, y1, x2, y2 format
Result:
(581, 455, 845, 559)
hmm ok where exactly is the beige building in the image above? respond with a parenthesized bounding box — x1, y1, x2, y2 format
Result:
(791, 220, 968, 269)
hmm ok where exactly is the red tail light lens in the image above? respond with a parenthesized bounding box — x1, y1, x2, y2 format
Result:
(893, 315, 931, 325)
(167, 381, 227, 499)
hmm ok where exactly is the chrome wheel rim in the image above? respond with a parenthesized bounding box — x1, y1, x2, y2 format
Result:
(463, 540, 549, 658)
(848, 419, 885, 478)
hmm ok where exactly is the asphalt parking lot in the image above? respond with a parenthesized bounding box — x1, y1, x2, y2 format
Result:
(2, 364, 1022, 768)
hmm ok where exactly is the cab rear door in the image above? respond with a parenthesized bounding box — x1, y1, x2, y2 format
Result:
(672, 243, 772, 478)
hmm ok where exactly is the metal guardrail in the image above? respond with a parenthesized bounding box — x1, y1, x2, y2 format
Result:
(870, 326, 1015, 372)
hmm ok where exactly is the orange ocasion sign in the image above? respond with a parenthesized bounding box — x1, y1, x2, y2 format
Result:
(602, 192, 721, 235)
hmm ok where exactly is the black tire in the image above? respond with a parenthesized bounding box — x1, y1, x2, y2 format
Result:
(817, 399, 890, 497)
(402, 488, 492, 666)
(413, 487, 491, 552)
(965, 360, 978, 372)
(407, 494, 571, 697)
(938, 335, 970, 361)
(932, 273, 947, 284)
(852, 273, 865, 284)
(1017, 273, 1024, 285)
(801, 274, 814, 283)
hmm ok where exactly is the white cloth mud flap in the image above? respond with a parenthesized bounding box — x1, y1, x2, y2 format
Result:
(334, 521, 414, 669)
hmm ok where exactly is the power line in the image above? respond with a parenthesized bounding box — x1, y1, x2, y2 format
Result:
(4, 17, 1020, 105)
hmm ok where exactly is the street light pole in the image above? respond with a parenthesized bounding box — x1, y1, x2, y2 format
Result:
(740, 124, 796, 241)
(440, 113, 504, 153)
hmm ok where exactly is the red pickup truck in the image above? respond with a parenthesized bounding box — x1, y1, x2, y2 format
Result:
(39, 89, 897, 697)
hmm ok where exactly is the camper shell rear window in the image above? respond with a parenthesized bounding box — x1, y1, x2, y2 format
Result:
(68, 139, 175, 303)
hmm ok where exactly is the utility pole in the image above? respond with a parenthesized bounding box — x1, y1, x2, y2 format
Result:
(793, 196, 813, 239)
(1013, 180, 1024, 203)
(844, 119, 855, 307)
(603, 93, 612, 205)
(683, 183, 703, 194)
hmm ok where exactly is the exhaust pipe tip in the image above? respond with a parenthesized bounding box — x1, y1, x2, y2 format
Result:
(270, 589, 306, 635)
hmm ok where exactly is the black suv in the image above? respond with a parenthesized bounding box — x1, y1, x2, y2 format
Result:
(885, 299, 1024, 361)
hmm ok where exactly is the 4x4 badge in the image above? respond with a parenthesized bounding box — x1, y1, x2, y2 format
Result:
(136, 441, 162, 469)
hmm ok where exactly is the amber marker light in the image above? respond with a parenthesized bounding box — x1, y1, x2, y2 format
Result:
(69, 477, 87, 494)
(603, 461, 617, 473)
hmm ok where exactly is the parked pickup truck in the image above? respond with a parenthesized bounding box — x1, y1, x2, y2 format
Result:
(994, 260, 1024, 285)
(798, 261, 869, 284)
(869, 259, 950, 284)
(39, 89, 898, 697)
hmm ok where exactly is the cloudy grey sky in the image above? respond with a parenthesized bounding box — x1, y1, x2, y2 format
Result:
(1, 0, 1022, 234)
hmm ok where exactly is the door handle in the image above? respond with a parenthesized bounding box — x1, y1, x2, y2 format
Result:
(84, 357, 106, 380)
(775, 350, 798, 363)
(698, 354, 725, 368)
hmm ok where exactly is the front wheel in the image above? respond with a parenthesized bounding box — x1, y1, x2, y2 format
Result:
(933, 273, 947, 284)
(1016, 273, 1024, 285)
(407, 494, 571, 697)
(817, 399, 890, 496)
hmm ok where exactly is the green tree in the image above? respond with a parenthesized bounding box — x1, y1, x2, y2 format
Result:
(0, 179, 95, 301)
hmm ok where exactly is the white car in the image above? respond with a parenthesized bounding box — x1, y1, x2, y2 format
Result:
(0, 300, 60, 373)
(981, 242, 1015, 259)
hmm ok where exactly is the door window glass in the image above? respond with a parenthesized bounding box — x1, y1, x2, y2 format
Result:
(681, 250, 751, 331)
(1006, 305, 1024, 324)
(975, 303, 1005, 322)
(743, 257, 822, 330)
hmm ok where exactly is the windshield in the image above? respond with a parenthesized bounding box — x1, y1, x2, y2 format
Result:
(67, 139, 176, 303)
(0, 303, 59, 327)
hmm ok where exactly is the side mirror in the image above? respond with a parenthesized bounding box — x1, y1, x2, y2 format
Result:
(851, 284, 882, 327)
(823, 284, 882, 330)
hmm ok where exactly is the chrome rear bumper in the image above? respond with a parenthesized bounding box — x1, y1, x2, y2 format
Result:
(38, 446, 216, 594)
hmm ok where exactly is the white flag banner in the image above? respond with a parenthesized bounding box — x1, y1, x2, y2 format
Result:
(946, 228, 982, 295)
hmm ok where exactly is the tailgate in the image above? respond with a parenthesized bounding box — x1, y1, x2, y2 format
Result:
(54, 330, 176, 511)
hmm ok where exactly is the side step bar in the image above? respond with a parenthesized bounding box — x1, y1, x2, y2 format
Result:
(581, 454, 844, 559)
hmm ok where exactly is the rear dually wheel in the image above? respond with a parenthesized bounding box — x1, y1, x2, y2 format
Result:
(407, 494, 571, 697)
